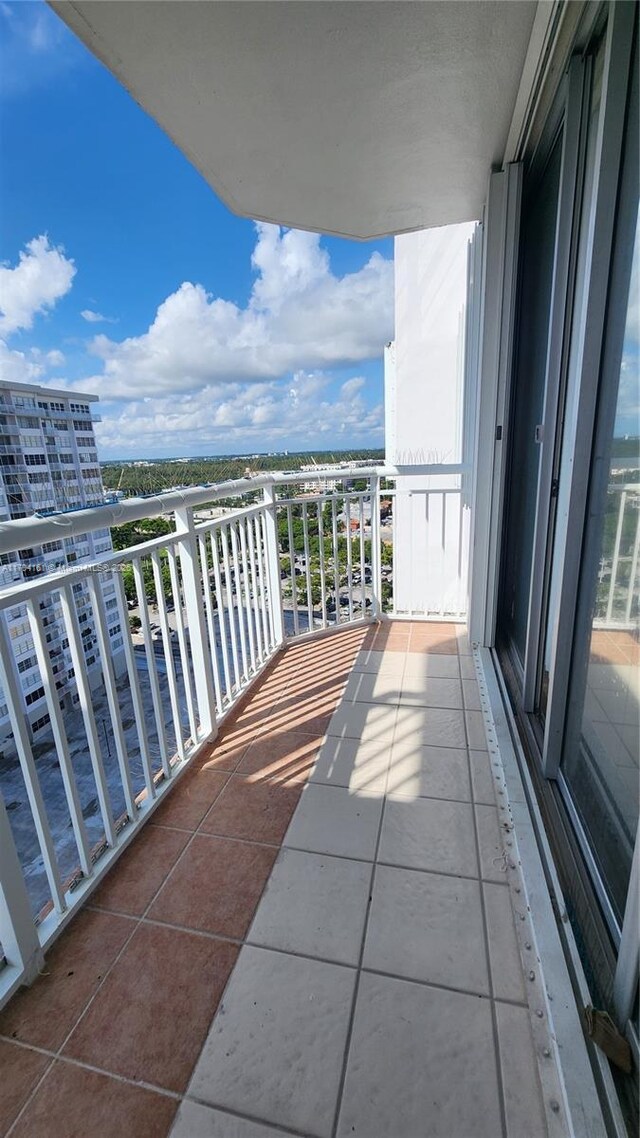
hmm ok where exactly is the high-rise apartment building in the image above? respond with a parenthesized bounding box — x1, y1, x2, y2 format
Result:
(0, 381, 123, 737)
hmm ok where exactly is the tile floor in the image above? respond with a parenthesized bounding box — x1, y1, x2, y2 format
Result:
(0, 623, 557, 1138)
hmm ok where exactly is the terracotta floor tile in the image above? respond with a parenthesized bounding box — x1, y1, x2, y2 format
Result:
(63, 923, 238, 1092)
(0, 1041, 50, 1134)
(10, 1059, 177, 1138)
(276, 681, 347, 710)
(200, 774, 302, 843)
(90, 824, 189, 916)
(225, 700, 280, 735)
(270, 707, 333, 736)
(0, 910, 133, 1052)
(151, 769, 228, 830)
(194, 733, 250, 772)
(237, 730, 321, 781)
(409, 630, 459, 654)
(149, 834, 278, 937)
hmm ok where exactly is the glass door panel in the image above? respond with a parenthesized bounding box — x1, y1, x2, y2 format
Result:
(499, 133, 563, 667)
(560, 56, 639, 929)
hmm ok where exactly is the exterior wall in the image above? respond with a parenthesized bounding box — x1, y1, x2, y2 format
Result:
(385, 224, 475, 615)
(0, 382, 122, 738)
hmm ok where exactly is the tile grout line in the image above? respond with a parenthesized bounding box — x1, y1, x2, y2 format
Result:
(328, 667, 402, 1138)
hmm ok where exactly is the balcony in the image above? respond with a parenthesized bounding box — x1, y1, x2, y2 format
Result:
(0, 469, 589, 1136)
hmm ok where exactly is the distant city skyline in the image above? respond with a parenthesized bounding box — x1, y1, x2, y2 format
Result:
(0, 1, 393, 460)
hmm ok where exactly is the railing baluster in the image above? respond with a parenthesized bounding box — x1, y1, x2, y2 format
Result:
(211, 527, 232, 703)
(317, 500, 327, 629)
(112, 570, 156, 802)
(246, 515, 263, 663)
(256, 513, 272, 649)
(0, 789, 44, 988)
(58, 584, 116, 849)
(0, 616, 66, 914)
(345, 494, 354, 623)
(239, 519, 257, 673)
(166, 546, 198, 742)
(151, 550, 186, 761)
(262, 484, 284, 646)
(131, 556, 170, 779)
(370, 474, 382, 619)
(85, 578, 137, 822)
(625, 505, 640, 626)
(229, 522, 248, 681)
(302, 501, 313, 633)
(606, 489, 626, 622)
(221, 523, 241, 691)
(25, 599, 92, 879)
(199, 533, 223, 717)
(358, 493, 366, 615)
(332, 496, 340, 624)
(173, 507, 216, 740)
(286, 503, 299, 637)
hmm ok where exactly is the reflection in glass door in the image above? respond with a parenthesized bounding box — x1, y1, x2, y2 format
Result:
(559, 54, 639, 930)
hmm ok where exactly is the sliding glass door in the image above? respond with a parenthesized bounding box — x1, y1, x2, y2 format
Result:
(496, 3, 638, 1083)
(499, 127, 563, 673)
(559, 47, 639, 935)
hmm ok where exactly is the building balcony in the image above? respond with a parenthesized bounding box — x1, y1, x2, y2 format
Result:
(0, 468, 607, 1136)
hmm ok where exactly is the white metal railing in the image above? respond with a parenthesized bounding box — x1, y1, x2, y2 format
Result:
(0, 464, 468, 1005)
(595, 483, 640, 629)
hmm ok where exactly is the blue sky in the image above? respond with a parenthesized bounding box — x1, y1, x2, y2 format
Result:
(0, 1, 393, 459)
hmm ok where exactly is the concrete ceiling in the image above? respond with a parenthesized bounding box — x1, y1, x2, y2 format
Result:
(51, 1, 539, 239)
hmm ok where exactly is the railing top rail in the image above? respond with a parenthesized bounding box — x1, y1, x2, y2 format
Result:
(0, 463, 470, 556)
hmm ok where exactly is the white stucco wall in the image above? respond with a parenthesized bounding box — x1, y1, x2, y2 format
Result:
(385, 224, 475, 615)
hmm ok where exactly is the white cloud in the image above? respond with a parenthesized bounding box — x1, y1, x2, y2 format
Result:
(0, 339, 45, 384)
(81, 309, 116, 324)
(82, 223, 393, 399)
(0, 236, 75, 336)
(46, 348, 65, 367)
(94, 372, 383, 457)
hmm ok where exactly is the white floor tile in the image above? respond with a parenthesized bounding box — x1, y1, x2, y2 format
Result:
(342, 670, 402, 705)
(327, 701, 397, 742)
(285, 782, 383, 860)
(465, 709, 488, 749)
(249, 848, 371, 965)
(386, 740, 471, 801)
(378, 796, 478, 877)
(363, 864, 489, 994)
(459, 655, 477, 680)
(395, 704, 467, 749)
(310, 736, 389, 792)
(336, 972, 502, 1138)
(403, 652, 461, 679)
(469, 749, 496, 805)
(496, 1002, 548, 1137)
(483, 882, 527, 1004)
(171, 1102, 291, 1138)
(399, 675, 464, 709)
(189, 946, 355, 1138)
(462, 677, 482, 710)
(351, 650, 404, 675)
(476, 803, 508, 882)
